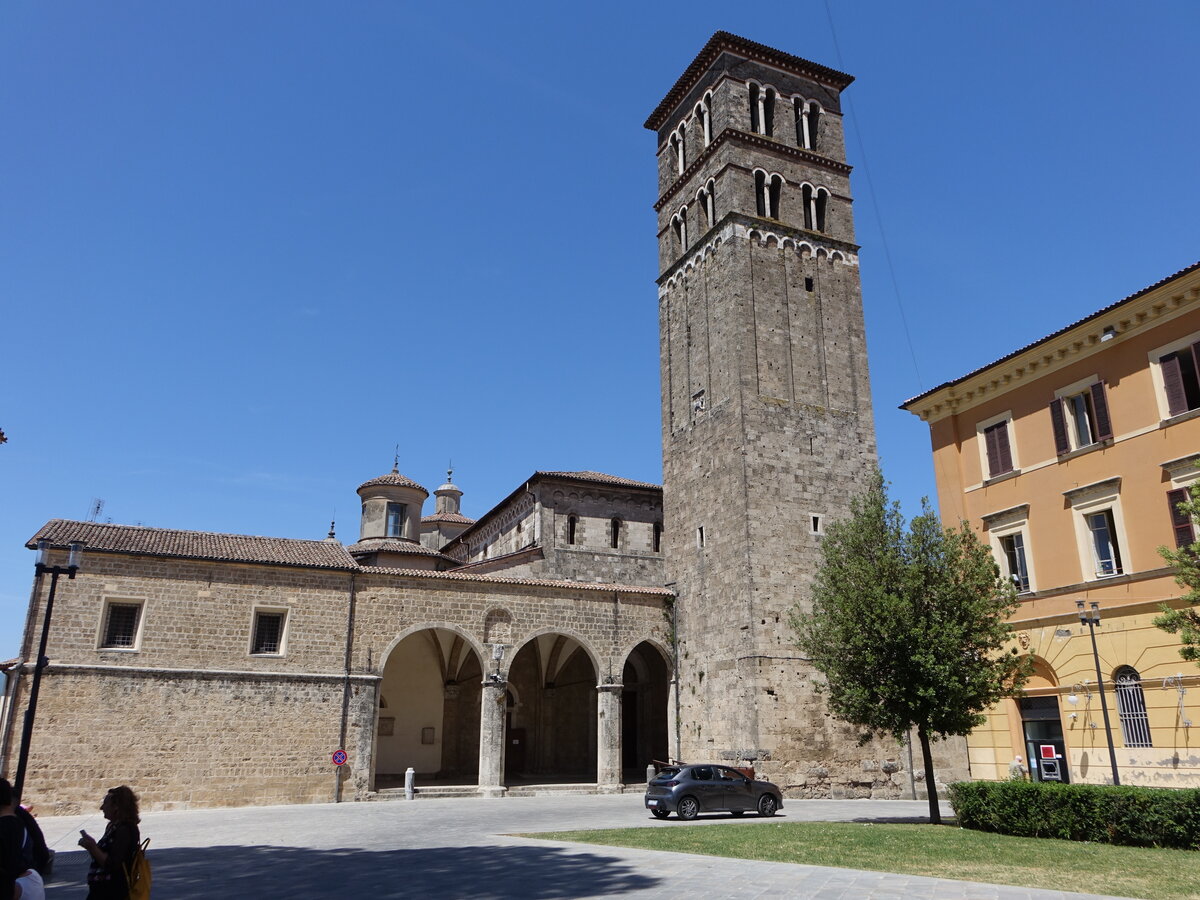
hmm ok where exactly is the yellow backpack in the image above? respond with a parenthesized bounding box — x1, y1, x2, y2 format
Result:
(125, 837, 152, 900)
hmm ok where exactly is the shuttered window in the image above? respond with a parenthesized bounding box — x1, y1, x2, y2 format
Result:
(1050, 381, 1113, 455)
(983, 420, 1014, 478)
(1168, 488, 1196, 548)
(1160, 343, 1200, 416)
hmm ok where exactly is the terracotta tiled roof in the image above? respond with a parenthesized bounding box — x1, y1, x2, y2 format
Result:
(645, 31, 853, 132)
(354, 565, 674, 596)
(536, 471, 662, 490)
(902, 259, 1200, 409)
(357, 472, 428, 493)
(346, 539, 453, 560)
(420, 513, 475, 525)
(28, 520, 360, 571)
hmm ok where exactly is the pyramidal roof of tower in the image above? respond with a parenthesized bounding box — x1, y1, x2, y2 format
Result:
(644, 30, 854, 131)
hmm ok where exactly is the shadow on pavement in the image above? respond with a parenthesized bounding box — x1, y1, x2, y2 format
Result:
(46, 844, 658, 899)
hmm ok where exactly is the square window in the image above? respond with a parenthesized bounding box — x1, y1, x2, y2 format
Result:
(100, 602, 142, 649)
(251, 611, 287, 655)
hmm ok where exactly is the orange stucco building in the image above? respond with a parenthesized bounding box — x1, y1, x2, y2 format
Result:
(904, 261, 1200, 788)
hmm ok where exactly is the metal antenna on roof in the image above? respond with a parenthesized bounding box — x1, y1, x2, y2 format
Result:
(448, 459, 454, 482)
(86, 498, 104, 522)
(327, 518, 337, 540)
(392, 444, 400, 473)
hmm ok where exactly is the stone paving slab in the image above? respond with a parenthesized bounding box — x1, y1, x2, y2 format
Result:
(30, 794, 1143, 899)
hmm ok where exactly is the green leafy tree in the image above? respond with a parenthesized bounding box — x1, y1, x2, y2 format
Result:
(790, 472, 1028, 824)
(1156, 484, 1200, 663)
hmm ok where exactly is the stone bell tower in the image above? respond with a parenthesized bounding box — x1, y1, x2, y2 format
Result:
(647, 33, 897, 795)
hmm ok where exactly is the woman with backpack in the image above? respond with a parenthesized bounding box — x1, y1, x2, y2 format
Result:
(78, 786, 140, 900)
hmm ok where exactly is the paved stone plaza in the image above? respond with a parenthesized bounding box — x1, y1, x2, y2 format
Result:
(33, 793, 1139, 899)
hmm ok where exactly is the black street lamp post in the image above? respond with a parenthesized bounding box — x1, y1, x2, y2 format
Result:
(1076, 599, 1120, 786)
(13, 539, 84, 800)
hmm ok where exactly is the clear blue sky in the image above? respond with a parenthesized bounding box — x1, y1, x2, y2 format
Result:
(3, 1, 1198, 659)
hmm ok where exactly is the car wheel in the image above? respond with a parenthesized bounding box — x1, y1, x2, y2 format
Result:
(757, 794, 778, 817)
(730, 810, 745, 817)
(677, 796, 700, 820)
(651, 808, 670, 819)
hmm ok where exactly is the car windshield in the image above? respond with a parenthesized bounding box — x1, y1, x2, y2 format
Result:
(650, 767, 680, 783)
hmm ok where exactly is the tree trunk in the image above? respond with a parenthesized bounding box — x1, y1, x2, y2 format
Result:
(917, 725, 940, 825)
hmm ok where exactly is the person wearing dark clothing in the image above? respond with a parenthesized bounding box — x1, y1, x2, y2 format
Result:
(0, 777, 44, 900)
(11, 808, 49, 879)
(78, 786, 140, 900)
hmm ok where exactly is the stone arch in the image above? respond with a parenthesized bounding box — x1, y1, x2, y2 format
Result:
(621, 640, 671, 777)
(373, 625, 484, 790)
(378, 621, 487, 673)
(509, 626, 602, 680)
(503, 629, 600, 784)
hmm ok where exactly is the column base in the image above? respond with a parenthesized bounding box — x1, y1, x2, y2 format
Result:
(596, 782, 624, 795)
(477, 786, 508, 799)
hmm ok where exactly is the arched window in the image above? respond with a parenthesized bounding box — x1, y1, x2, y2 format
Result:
(756, 172, 781, 220)
(701, 92, 713, 146)
(762, 88, 776, 137)
(803, 185, 828, 232)
(1115, 666, 1152, 747)
(653, 522, 663, 553)
(672, 207, 688, 252)
(793, 97, 805, 147)
(610, 518, 622, 549)
(567, 515, 578, 545)
(669, 131, 685, 175)
(748, 82, 761, 133)
(807, 103, 822, 150)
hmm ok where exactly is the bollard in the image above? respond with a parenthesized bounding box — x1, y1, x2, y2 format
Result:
(646, 763, 656, 785)
(405, 767, 415, 800)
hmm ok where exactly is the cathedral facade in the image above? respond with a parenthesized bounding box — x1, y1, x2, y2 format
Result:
(1, 33, 953, 813)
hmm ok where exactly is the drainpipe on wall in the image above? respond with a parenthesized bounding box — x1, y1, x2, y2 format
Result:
(0, 661, 24, 778)
(336, 572, 359, 803)
(665, 584, 682, 762)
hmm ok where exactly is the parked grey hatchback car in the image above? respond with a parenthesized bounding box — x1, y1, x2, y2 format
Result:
(644, 764, 783, 820)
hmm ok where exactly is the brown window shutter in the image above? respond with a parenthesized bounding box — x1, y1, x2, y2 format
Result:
(1090, 381, 1113, 441)
(1162, 354, 1187, 416)
(1049, 399, 1070, 455)
(995, 422, 1013, 474)
(1168, 488, 1195, 548)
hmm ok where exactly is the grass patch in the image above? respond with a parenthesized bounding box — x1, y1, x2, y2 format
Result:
(525, 821, 1200, 900)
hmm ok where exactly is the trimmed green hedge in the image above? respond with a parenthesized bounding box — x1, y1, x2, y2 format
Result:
(948, 780, 1200, 850)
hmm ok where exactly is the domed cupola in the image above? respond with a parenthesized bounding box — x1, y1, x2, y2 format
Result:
(356, 463, 428, 543)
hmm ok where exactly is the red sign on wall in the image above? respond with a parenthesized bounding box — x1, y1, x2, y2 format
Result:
(1039, 744, 1056, 760)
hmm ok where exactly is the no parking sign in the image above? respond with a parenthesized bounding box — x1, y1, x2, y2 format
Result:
(332, 749, 347, 767)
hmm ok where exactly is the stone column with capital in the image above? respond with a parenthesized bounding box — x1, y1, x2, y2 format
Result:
(596, 683, 623, 792)
(477, 679, 507, 797)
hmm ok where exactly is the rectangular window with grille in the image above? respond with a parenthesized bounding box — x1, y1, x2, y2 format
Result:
(252, 611, 286, 655)
(100, 602, 142, 649)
